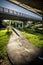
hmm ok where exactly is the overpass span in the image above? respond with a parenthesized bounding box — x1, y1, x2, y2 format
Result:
(0, 6, 42, 21)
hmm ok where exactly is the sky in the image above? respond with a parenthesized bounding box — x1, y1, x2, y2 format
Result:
(0, 0, 42, 21)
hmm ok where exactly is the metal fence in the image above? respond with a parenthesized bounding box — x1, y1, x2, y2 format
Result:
(0, 6, 29, 18)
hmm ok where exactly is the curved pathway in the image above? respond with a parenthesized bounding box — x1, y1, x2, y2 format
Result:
(7, 28, 41, 65)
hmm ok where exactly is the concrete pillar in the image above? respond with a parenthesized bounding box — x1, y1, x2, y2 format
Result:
(42, 15, 43, 26)
(15, 22, 17, 28)
(10, 20, 11, 26)
(0, 20, 3, 29)
(23, 21, 28, 28)
(22, 22, 23, 28)
(42, 15, 43, 33)
(0, 20, 2, 25)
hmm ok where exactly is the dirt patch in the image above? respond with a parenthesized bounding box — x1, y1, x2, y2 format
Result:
(0, 58, 11, 65)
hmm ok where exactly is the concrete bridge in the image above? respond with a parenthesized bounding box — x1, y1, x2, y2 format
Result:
(0, 6, 42, 22)
(0, 1, 43, 65)
(0, 0, 42, 22)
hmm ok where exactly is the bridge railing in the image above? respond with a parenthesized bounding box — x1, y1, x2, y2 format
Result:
(0, 6, 30, 18)
(0, 6, 42, 21)
(0, 6, 38, 20)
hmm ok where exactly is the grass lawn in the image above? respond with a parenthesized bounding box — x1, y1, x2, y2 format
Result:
(20, 28, 43, 48)
(0, 30, 11, 65)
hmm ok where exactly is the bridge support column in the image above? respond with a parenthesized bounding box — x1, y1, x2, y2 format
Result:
(0, 20, 3, 29)
(42, 15, 43, 30)
(0, 20, 3, 25)
(22, 22, 23, 28)
(23, 21, 28, 28)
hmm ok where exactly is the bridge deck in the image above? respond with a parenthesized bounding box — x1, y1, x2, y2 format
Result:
(0, 6, 42, 21)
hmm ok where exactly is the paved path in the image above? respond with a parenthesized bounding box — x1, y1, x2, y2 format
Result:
(7, 28, 41, 65)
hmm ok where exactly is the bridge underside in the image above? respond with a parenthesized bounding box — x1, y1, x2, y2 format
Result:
(0, 13, 26, 21)
(0, 13, 40, 22)
(0, 1, 42, 22)
(9, 0, 43, 15)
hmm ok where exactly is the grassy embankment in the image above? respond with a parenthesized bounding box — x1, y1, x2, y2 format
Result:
(20, 28, 43, 48)
(0, 30, 12, 65)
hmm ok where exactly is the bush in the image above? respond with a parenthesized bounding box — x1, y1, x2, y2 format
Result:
(35, 28, 43, 34)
